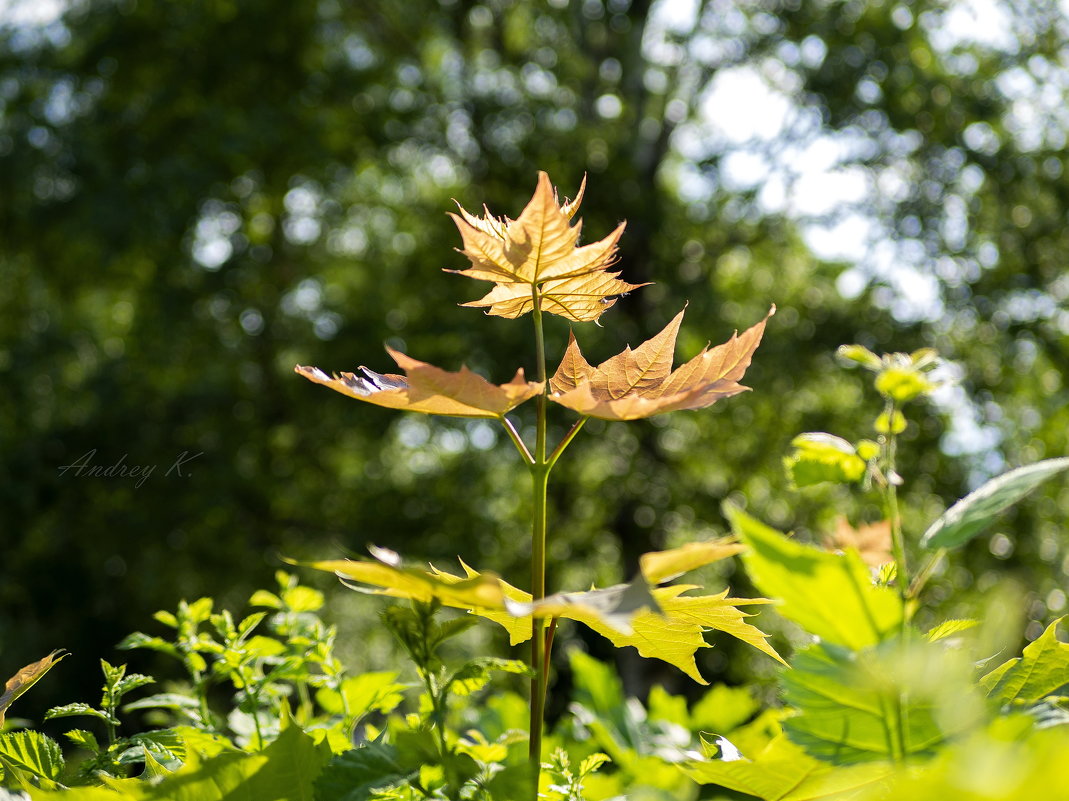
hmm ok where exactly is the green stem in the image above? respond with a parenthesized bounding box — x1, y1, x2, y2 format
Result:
(879, 399, 910, 765)
(546, 416, 589, 471)
(528, 285, 549, 789)
(420, 670, 450, 760)
(882, 399, 908, 610)
(907, 547, 947, 601)
(502, 416, 535, 465)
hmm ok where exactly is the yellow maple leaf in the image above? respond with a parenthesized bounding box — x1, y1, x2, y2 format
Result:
(300, 543, 781, 684)
(296, 547, 510, 610)
(295, 346, 542, 419)
(439, 563, 783, 682)
(449, 171, 645, 322)
(549, 305, 775, 421)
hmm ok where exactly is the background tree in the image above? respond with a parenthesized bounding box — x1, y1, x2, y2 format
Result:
(2, 0, 1066, 717)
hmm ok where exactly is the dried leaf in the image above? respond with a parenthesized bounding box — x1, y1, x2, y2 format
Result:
(823, 518, 893, 568)
(1, 651, 68, 727)
(449, 171, 644, 322)
(549, 306, 774, 421)
(295, 346, 542, 419)
(461, 269, 642, 323)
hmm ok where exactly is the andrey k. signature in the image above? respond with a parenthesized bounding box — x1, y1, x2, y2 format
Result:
(57, 449, 203, 488)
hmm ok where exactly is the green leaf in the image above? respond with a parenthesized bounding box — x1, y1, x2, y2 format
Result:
(727, 504, 902, 649)
(0, 731, 64, 782)
(569, 650, 624, 718)
(647, 685, 690, 728)
(861, 718, 1069, 800)
(681, 734, 892, 800)
(123, 692, 201, 714)
(875, 368, 934, 403)
(116, 632, 180, 658)
(836, 344, 883, 371)
(114, 673, 156, 699)
(446, 657, 531, 696)
(921, 458, 1069, 549)
(783, 433, 867, 488)
(64, 729, 100, 752)
(315, 673, 407, 719)
(783, 638, 985, 765)
(281, 586, 325, 612)
(236, 612, 267, 638)
(691, 684, 759, 734)
(153, 611, 179, 628)
(248, 590, 282, 609)
(981, 617, 1069, 704)
(924, 619, 978, 643)
(242, 635, 287, 659)
(313, 741, 419, 801)
(44, 703, 116, 724)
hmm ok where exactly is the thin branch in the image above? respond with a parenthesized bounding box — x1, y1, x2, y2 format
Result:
(501, 416, 534, 465)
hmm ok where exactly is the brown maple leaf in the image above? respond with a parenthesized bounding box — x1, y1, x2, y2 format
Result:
(548, 305, 775, 421)
(823, 518, 894, 567)
(448, 171, 645, 322)
(295, 347, 542, 419)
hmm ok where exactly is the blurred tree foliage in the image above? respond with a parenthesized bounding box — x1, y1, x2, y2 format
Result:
(1, 0, 1066, 714)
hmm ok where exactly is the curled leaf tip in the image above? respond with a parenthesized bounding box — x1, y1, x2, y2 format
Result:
(295, 350, 542, 419)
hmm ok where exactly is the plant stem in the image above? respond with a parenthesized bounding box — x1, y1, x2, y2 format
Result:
(528, 285, 549, 787)
(546, 417, 588, 471)
(907, 547, 947, 601)
(879, 399, 911, 766)
(502, 416, 535, 465)
(882, 399, 908, 609)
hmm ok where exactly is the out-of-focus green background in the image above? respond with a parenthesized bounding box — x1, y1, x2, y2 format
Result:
(2, 0, 1067, 716)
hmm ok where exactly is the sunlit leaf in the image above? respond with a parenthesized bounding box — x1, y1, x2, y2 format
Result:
(301, 549, 662, 647)
(296, 548, 510, 610)
(639, 537, 746, 584)
(691, 684, 760, 735)
(822, 518, 893, 568)
(462, 574, 783, 683)
(295, 346, 542, 419)
(727, 504, 902, 649)
(461, 269, 642, 323)
(446, 657, 531, 696)
(315, 673, 406, 719)
(784, 433, 868, 488)
(0, 731, 64, 784)
(981, 617, 1069, 705)
(449, 171, 642, 322)
(783, 638, 983, 764)
(549, 306, 774, 421)
(681, 733, 893, 800)
(0, 651, 68, 728)
(857, 721, 1069, 801)
(921, 457, 1069, 549)
(924, 619, 978, 643)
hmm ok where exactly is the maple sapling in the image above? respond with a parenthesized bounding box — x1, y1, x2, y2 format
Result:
(296, 171, 778, 793)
